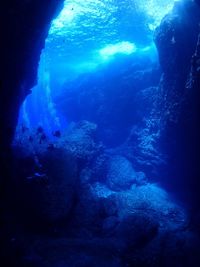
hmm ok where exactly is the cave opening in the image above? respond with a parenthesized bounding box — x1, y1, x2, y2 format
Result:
(6, 0, 200, 266)
(15, 0, 175, 143)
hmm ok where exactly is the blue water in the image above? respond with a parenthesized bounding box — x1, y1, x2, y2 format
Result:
(17, 0, 177, 134)
(12, 2, 200, 265)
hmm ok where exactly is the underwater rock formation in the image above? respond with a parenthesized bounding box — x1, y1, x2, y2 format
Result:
(12, 120, 103, 225)
(12, 119, 197, 267)
(64, 178, 198, 267)
(0, 0, 64, 187)
(1, 1, 200, 266)
(56, 56, 160, 147)
(62, 120, 103, 162)
(154, 0, 200, 204)
(106, 155, 146, 191)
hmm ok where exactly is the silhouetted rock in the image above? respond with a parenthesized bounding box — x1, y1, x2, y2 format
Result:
(116, 213, 159, 248)
(0, 0, 64, 187)
(13, 146, 78, 225)
(102, 216, 120, 235)
(154, 0, 200, 205)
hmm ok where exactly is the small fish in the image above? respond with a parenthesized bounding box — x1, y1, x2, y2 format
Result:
(29, 136, 33, 142)
(37, 126, 44, 134)
(52, 130, 61, 138)
(171, 36, 176, 44)
(39, 133, 47, 144)
(26, 172, 49, 185)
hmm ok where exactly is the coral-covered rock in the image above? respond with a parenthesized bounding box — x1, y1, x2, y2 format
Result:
(60, 120, 102, 161)
(107, 155, 146, 191)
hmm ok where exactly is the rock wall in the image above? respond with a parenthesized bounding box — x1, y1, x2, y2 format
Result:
(56, 57, 160, 147)
(0, 0, 64, 187)
(154, 0, 200, 205)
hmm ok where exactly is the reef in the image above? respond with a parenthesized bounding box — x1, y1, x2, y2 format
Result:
(2, 120, 198, 267)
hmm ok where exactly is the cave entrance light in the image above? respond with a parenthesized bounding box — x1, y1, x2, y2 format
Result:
(17, 0, 178, 133)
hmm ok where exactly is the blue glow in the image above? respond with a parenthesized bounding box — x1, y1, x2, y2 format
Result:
(17, 0, 178, 132)
(50, 0, 177, 35)
(136, 0, 178, 30)
(99, 42, 137, 59)
(44, 0, 178, 76)
(50, 3, 77, 30)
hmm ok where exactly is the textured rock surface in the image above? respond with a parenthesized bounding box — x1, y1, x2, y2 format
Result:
(107, 155, 146, 191)
(1, 1, 200, 266)
(154, 0, 200, 204)
(55, 57, 160, 147)
(60, 120, 102, 161)
(0, 0, 64, 187)
(11, 120, 106, 226)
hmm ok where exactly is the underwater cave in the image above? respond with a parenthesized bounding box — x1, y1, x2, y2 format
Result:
(1, 0, 200, 266)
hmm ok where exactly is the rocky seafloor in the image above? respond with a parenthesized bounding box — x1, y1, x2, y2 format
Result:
(0, 118, 198, 267)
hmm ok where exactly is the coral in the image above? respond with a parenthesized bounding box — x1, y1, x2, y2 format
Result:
(12, 120, 104, 225)
(107, 155, 147, 191)
(60, 120, 102, 161)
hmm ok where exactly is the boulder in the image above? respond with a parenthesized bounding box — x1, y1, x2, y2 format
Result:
(107, 155, 146, 191)
(59, 120, 103, 162)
